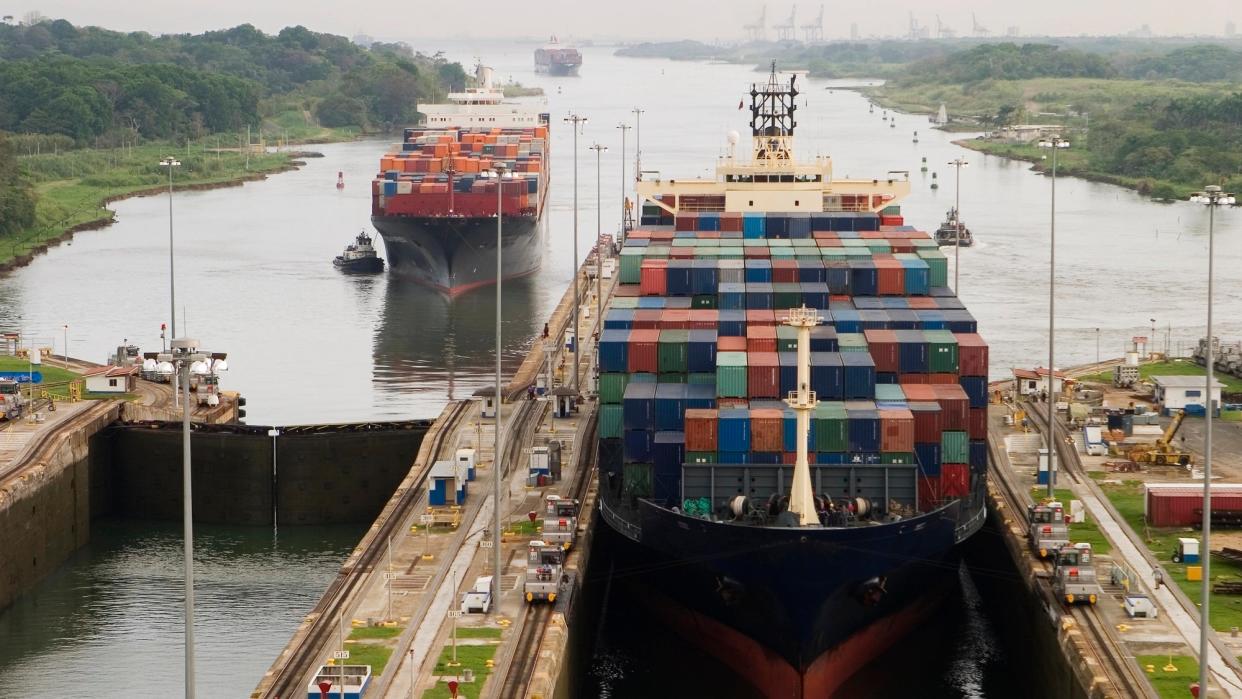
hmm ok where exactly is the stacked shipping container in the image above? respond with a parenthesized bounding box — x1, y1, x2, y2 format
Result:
(598, 211, 988, 512)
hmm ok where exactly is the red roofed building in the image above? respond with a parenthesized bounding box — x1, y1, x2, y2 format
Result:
(82, 365, 138, 394)
(1012, 367, 1068, 397)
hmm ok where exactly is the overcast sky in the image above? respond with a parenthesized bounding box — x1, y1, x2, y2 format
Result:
(15, 0, 1242, 41)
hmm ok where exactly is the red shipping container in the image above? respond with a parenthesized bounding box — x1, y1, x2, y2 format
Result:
(956, 333, 989, 377)
(900, 384, 937, 402)
(675, 213, 698, 231)
(968, 408, 987, 440)
(661, 309, 690, 330)
(890, 241, 915, 254)
(746, 325, 778, 353)
(632, 309, 662, 329)
(907, 297, 938, 309)
(717, 336, 747, 352)
(717, 397, 750, 409)
(933, 384, 970, 430)
(685, 409, 719, 451)
(782, 451, 817, 464)
(614, 284, 641, 298)
(771, 259, 800, 284)
(627, 329, 661, 373)
(918, 477, 941, 512)
(640, 259, 667, 296)
(879, 215, 904, 227)
(864, 329, 899, 373)
(747, 352, 781, 399)
(879, 408, 915, 452)
(909, 401, 943, 444)
(874, 259, 905, 296)
(928, 373, 960, 384)
(746, 309, 777, 326)
(899, 373, 931, 385)
(1146, 487, 1242, 526)
(720, 213, 744, 232)
(941, 464, 970, 498)
(750, 408, 784, 452)
(688, 309, 719, 329)
(669, 247, 695, 259)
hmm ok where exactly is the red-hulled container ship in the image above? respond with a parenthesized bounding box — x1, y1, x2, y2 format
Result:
(371, 66, 550, 294)
(534, 35, 581, 76)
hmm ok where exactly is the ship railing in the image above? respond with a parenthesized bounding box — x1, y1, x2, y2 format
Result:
(599, 499, 642, 542)
(954, 499, 987, 544)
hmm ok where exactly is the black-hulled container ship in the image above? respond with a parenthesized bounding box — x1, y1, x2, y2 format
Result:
(371, 65, 549, 295)
(594, 67, 989, 698)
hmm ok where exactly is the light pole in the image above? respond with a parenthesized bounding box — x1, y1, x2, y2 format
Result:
(617, 123, 631, 240)
(171, 336, 202, 699)
(947, 158, 968, 293)
(160, 157, 181, 338)
(564, 113, 588, 394)
(1149, 318, 1156, 359)
(1189, 184, 1234, 696)
(491, 162, 508, 607)
(590, 143, 607, 331)
(632, 108, 644, 180)
(1095, 328, 1100, 365)
(62, 324, 68, 368)
(1037, 135, 1069, 498)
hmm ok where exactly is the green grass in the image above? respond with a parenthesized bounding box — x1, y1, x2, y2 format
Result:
(1029, 487, 1112, 555)
(348, 625, 401, 640)
(454, 627, 502, 639)
(341, 642, 394, 676)
(1136, 655, 1200, 699)
(1100, 480, 1242, 631)
(1080, 359, 1242, 394)
(422, 644, 497, 699)
(8, 141, 294, 267)
(506, 518, 542, 536)
(261, 107, 362, 144)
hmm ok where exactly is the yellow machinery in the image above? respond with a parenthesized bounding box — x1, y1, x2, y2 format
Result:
(1129, 409, 1193, 466)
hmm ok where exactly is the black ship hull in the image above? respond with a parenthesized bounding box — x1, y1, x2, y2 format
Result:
(370, 214, 542, 294)
(597, 476, 987, 698)
(332, 256, 384, 273)
(536, 62, 580, 76)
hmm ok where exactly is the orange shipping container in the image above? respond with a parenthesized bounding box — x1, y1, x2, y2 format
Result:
(685, 409, 719, 451)
(879, 408, 915, 452)
(749, 408, 784, 453)
(746, 325, 777, 353)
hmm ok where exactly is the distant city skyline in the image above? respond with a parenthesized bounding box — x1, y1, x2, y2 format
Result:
(10, 1, 1242, 43)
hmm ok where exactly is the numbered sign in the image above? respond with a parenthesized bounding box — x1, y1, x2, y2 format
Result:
(419, 514, 434, 524)
(447, 610, 463, 619)
(480, 539, 494, 549)
(332, 650, 350, 660)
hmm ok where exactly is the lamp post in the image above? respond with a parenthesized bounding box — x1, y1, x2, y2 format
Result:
(161, 157, 181, 407)
(491, 162, 508, 606)
(590, 143, 608, 332)
(1189, 184, 1235, 695)
(1037, 135, 1069, 498)
(564, 113, 588, 393)
(1149, 318, 1156, 359)
(62, 324, 68, 368)
(1095, 328, 1100, 366)
(617, 123, 631, 240)
(947, 158, 968, 293)
(632, 108, 644, 180)
(171, 336, 202, 699)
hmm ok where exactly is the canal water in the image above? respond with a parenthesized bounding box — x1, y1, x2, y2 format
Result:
(1, 41, 1240, 696)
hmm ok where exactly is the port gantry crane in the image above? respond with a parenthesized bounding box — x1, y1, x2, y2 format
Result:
(801, 5, 823, 43)
(972, 12, 990, 37)
(744, 4, 767, 42)
(936, 15, 956, 39)
(774, 5, 797, 42)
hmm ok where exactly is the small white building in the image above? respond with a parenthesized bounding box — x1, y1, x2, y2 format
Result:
(1013, 367, 1068, 397)
(1151, 375, 1223, 413)
(82, 365, 138, 393)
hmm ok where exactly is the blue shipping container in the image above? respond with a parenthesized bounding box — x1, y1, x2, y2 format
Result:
(811, 352, 845, 399)
(600, 329, 630, 372)
(847, 410, 881, 452)
(960, 376, 989, 409)
(655, 383, 688, 431)
(841, 353, 877, 399)
(687, 329, 718, 372)
(718, 408, 752, 452)
(743, 213, 766, 238)
(623, 382, 657, 430)
(915, 443, 942, 476)
(625, 429, 654, 463)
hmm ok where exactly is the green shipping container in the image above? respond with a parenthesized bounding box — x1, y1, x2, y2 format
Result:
(838, 333, 869, 352)
(658, 373, 687, 383)
(599, 404, 624, 439)
(693, 294, 718, 309)
(611, 297, 639, 309)
(619, 249, 644, 283)
(658, 330, 689, 373)
(773, 283, 802, 310)
(623, 463, 653, 498)
(688, 372, 716, 386)
(814, 403, 848, 452)
(917, 249, 948, 287)
(777, 326, 799, 352)
(881, 205, 901, 216)
(941, 431, 969, 464)
(599, 373, 630, 404)
(716, 351, 748, 398)
(881, 452, 915, 464)
(874, 384, 906, 403)
(686, 451, 717, 464)
(925, 329, 959, 374)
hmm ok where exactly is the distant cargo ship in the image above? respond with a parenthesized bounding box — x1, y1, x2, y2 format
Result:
(370, 65, 549, 294)
(596, 66, 989, 698)
(534, 36, 581, 76)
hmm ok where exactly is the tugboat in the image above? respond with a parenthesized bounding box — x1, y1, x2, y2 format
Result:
(333, 231, 385, 272)
(936, 207, 974, 246)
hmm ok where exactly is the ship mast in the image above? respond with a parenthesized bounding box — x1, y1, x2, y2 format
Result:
(784, 306, 820, 526)
(750, 61, 798, 164)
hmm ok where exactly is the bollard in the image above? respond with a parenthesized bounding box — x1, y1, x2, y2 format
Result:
(1233, 626, 1239, 638)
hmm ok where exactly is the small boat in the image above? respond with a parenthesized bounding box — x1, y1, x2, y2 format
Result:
(308, 664, 371, 698)
(936, 207, 974, 246)
(336, 171, 345, 189)
(333, 231, 385, 273)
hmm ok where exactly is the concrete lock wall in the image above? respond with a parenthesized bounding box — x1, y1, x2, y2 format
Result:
(106, 424, 428, 526)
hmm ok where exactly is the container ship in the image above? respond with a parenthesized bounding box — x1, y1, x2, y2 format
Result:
(534, 36, 582, 76)
(595, 67, 989, 698)
(371, 65, 550, 294)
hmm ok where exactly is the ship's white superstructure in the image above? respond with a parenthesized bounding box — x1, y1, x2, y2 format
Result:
(420, 65, 545, 128)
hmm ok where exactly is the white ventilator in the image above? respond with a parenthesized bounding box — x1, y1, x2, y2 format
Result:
(784, 306, 821, 526)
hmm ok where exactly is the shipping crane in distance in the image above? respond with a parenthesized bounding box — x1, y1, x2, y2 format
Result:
(907, 12, 930, 40)
(744, 4, 767, 42)
(801, 4, 823, 42)
(972, 12, 990, 37)
(774, 5, 798, 42)
(936, 15, 956, 39)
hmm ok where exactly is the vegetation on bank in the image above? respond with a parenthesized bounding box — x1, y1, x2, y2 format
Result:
(1136, 655, 1199, 699)
(1079, 360, 1242, 394)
